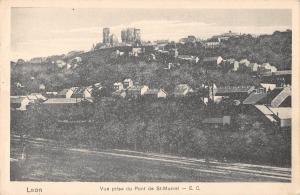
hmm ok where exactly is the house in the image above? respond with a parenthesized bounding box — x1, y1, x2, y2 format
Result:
(11, 96, 31, 111)
(254, 105, 291, 128)
(44, 91, 58, 98)
(112, 82, 126, 98)
(214, 30, 240, 41)
(204, 38, 221, 48)
(224, 59, 239, 72)
(56, 60, 66, 68)
(57, 87, 77, 98)
(26, 95, 40, 103)
(126, 85, 149, 99)
(261, 63, 271, 69)
(177, 55, 199, 64)
(173, 84, 194, 97)
(202, 116, 231, 128)
(113, 82, 124, 91)
(243, 92, 268, 105)
(203, 83, 217, 104)
(202, 56, 223, 69)
(261, 70, 291, 87)
(131, 48, 143, 56)
(213, 86, 256, 102)
(259, 63, 277, 73)
(43, 98, 93, 105)
(248, 63, 259, 72)
(70, 87, 85, 98)
(112, 90, 126, 98)
(144, 88, 167, 99)
(260, 83, 277, 91)
(169, 48, 178, 58)
(83, 86, 93, 98)
(239, 59, 251, 67)
(72, 56, 82, 64)
(257, 86, 291, 107)
(39, 84, 46, 90)
(269, 107, 291, 128)
(123, 79, 134, 89)
(29, 93, 47, 102)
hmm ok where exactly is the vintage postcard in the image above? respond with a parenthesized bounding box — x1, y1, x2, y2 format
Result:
(0, 0, 299, 194)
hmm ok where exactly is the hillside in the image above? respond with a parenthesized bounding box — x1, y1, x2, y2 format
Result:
(11, 30, 291, 95)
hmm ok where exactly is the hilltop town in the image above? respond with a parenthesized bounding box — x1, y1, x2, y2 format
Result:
(11, 27, 292, 171)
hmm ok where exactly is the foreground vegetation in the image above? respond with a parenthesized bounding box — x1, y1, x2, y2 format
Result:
(11, 98, 291, 167)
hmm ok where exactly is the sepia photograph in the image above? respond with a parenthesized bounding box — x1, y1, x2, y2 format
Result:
(9, 7, 293, 182)
(1, 0, 299, 194)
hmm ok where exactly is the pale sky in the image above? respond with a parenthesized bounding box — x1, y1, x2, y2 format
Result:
(11, 8, 291, 60)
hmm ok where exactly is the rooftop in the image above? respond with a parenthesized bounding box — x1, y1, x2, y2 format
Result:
(216, 86, 255, 94)
(203, 56, 221, 62)
(243, 93, 268, 105)
(58, 88, 70, 96)
(174, 84, 192, 95)
(43, 98, 93, 104)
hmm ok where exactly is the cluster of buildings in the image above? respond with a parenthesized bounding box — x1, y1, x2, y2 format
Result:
(224, 58, 278, 73)
(11, 67, 291, 131)
(102, 27, 141, 47)
(201, 81, 291, 129)
(204, 30, 241, 49)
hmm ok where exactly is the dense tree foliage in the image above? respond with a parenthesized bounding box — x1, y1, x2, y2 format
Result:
(11, 98, 291, 167)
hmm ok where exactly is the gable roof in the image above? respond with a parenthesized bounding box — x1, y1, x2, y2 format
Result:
(43, 98, 93, 104)
(258, 87, 291, 106)
(255, 105, 273, 115)
(123, 78, 133, 82)
(262, 70, 291, 77)
(216, 86, 255, 95)
(271, 86, 291, 107)
(174, 84, 192, 95)
(243, 93, 268, 105)
(127, 85, 145, 91)
(58, 88, 70, 96)
(144, 89, 160, 95)
(203, 56, 221, 62)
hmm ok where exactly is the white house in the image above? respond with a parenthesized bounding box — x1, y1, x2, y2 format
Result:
(113, 82, 124, 91)
(131, 48, 143, 56)
(11, 96, 31, 111)
(260, 83, 277, 91)
(56, 60, 66, 68)
(126, 85, 149, 99)
(144, 88, 167, 98)
(123, 78, 134, 89)
(83, 86, 93, 98)
(239, 59, 251, 67)
(58, 87, 77, 98)
(233, 61, 240, 71)
(173, 84, 194, 97)
(202, 56, 223, 68)
(248, 63, 259, 72)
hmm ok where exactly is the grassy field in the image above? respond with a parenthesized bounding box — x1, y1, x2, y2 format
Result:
(10, 136, 291, 182)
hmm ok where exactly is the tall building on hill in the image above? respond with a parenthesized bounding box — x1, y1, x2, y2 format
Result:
(134, 28, 141, 42)
(110, 34, 119, 46)
(126, 28, 135, 43)
(121, 29, 127, 42)
(121, 28, 141, 43)
(103, 28, 110, 44)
